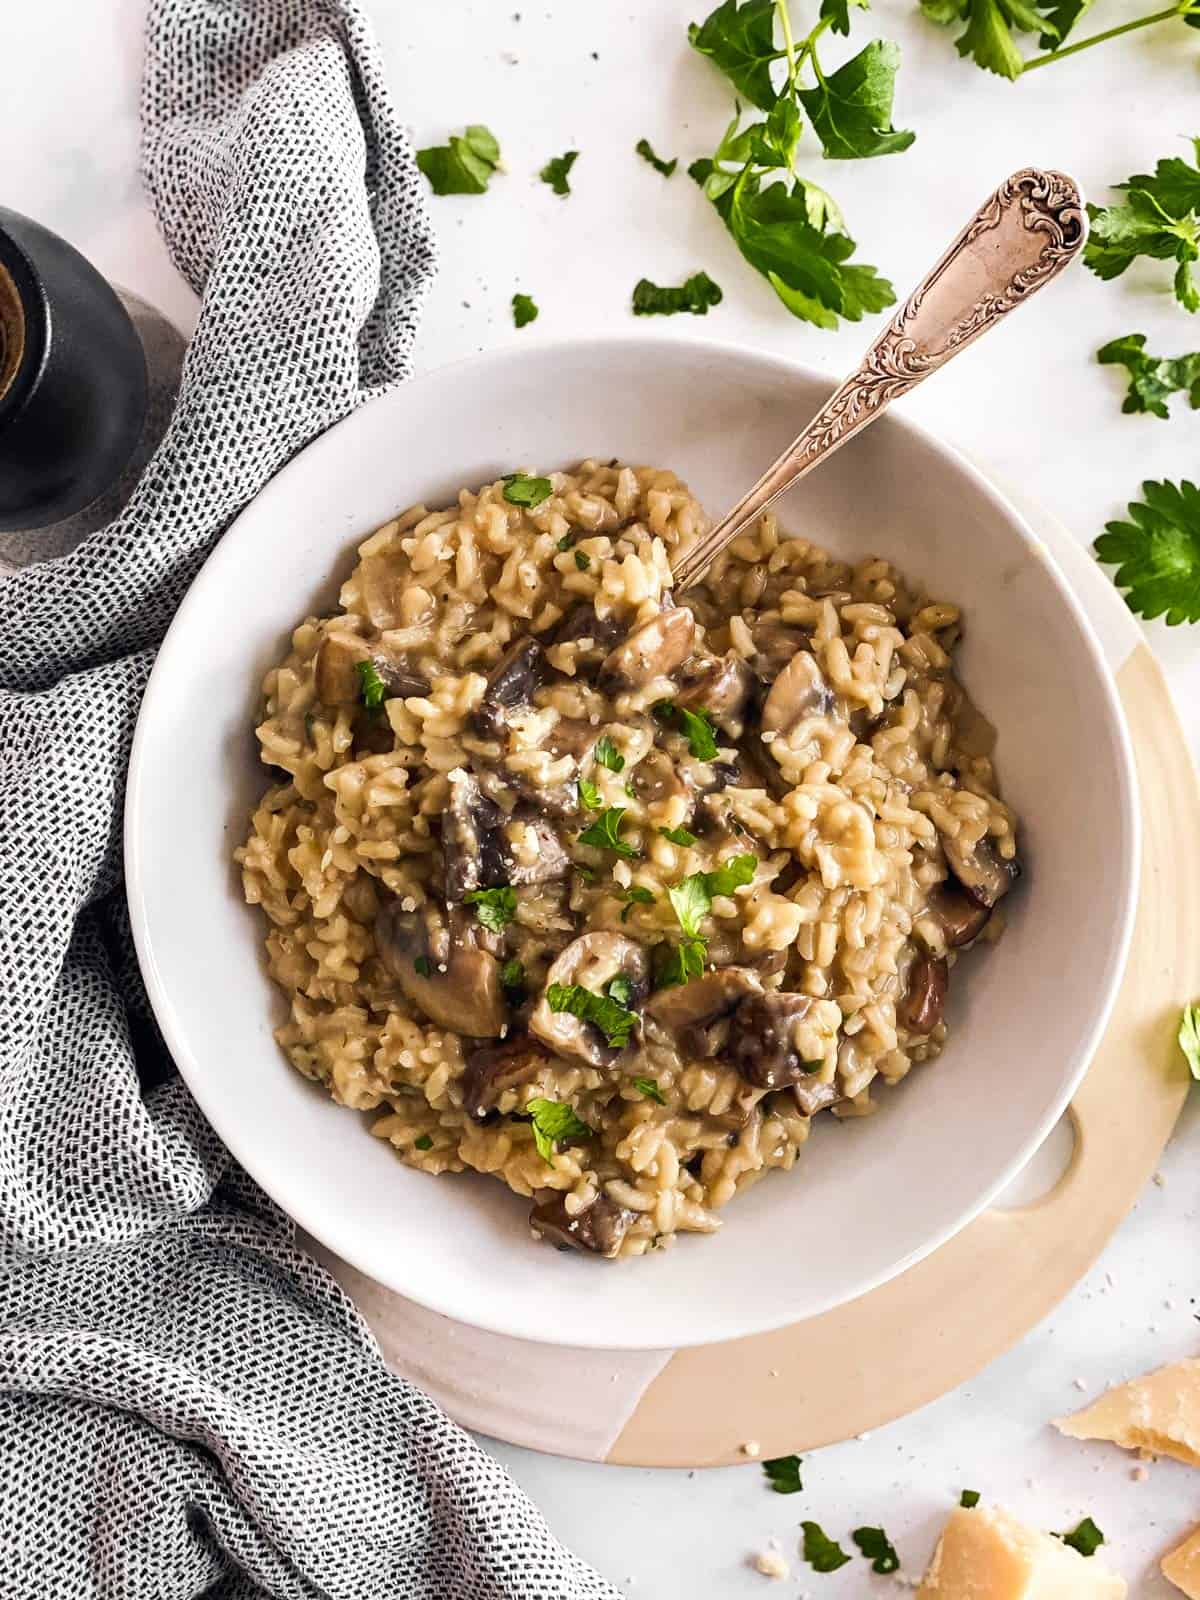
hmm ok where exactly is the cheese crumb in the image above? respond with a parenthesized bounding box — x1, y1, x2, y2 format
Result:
(740, 1439, 761, 1458)
(752, 1549, 790, 1580)
(1057, 1356, 1200, 1468)
(400, 896, 417, 913)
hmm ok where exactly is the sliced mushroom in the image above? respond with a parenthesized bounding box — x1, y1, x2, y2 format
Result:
(751, 624, 810, 684)
(375, 900, 506, 1037)
(462, 1034, 551, 1120)
(529, 1189, 633, 1258)
(727, 992, 821, 1090)
(598, 606, 696, 694)
(550, 605, 623, 677)
(792, 1075, 841, 1116)
(646, 966, 762, 1058)
(760, 649, 834, 735)
(530, 932, 649, 1067)
(628, 747, 692, 812)
(503, 812, 572, 887)
(929, 883, 991, 948)
(898, 953, 948, 1035)
(472, 636, 545, 738)
(314, 631, 430, 706)
(676, 653, 756, 736)
(442, 771, 506, 902)
(943, 831, 1020, 910)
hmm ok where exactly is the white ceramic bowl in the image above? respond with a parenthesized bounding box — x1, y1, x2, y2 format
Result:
(126, 337, 1139, 1351)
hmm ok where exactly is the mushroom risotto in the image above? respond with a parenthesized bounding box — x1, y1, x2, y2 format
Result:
(236, 461, 1020, 1259)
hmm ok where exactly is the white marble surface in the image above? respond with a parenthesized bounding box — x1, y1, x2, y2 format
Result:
(6, 1, 1200, 1593)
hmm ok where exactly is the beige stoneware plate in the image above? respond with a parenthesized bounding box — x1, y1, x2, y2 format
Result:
(126, 339, 1140, 1358)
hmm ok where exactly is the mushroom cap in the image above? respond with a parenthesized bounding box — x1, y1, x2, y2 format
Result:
(760, 649, 834, 735)
(314, 630, 430, 706)
(375, 900, 506, 1037)
(646, 966, 763, 1058)
(598, 606, 696, 694)
(943, 832, 1021, 910)
(676, 652, 756, 735)
(472, 635, 545, 737)
(898, 952, 948, 1036)
(529, 1189, 633, 1257)
(727, 991, 821, 1090)
(461, 1034, 552, 1119)
(530, 931, 648, 1067)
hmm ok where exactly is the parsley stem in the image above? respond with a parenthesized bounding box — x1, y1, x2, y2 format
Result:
(1023, 2, 1196, 69)
(795, 13, 832, 80)
(775, 0, 798, 86)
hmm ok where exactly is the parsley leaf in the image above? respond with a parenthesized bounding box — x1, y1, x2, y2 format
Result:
(464, 885, 517, 932)
(354, 658, 386, 711)
(668, 876, 712, 940)
(416, 125, 502, 195)
(594, 735, 625, 772)
(578, 806, 638, 857)
(636, 138, 678, 177)
(659, 825, 698, 846)
(653, 937, 708, 989)
(578, 778, 603, 809)
(918, 0, 1073, 79)
(1085, 147, 1200, 313)
(632, 271, 724, 316)
(546, 983, 638, 1048)
(1094, 479, 1200, 625)
(574, 550, 591, 570)
(703, 853, 757, 897)
(798, 42, 914, 161)
(634, 1076, 667, 1104)
(762, 1454, 803, 1494)
(654, 700, 720, 760)
(414, 1134, 434, 1150)
(688, 0, 782, 110)
(852, 1527, 899, 1574)
(512, 292, 539, 328)
(960, 1489, 981, 1508)
(1058, 1517, 1105, 1559)
(540, 150, 578, 196)
(502, 472, 554, 509)
(801, 1522, 851, 1573)
(526, 1096, 594, 1162)
(821, 0, 869, 34)
(1179, 1004, 1200, 1079)
(606, 975, 635, 1007)
(414, 956, 432, 978)
(619, 885, 656, 922)
(1099, 334, 1200, 420)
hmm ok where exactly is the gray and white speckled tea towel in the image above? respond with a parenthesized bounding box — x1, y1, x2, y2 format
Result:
(0, 4, 619, 1597)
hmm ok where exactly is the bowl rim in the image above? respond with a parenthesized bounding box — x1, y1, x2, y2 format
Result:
(125, 333, 1141, 1350)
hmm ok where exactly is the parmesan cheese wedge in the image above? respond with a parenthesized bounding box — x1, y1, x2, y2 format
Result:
(1163, 1525, 1200, 1598)
(916, 1505, 1126, 1599)
(1055, 1357, 1200, 1467)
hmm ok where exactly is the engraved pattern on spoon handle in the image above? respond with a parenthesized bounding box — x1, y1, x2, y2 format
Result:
(671, 168, 1087, 594)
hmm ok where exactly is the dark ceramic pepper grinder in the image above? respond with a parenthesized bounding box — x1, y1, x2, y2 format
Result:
(0, 207, 185, 568)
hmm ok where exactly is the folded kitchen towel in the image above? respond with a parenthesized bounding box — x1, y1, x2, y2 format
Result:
(0, 4, 619, 1596)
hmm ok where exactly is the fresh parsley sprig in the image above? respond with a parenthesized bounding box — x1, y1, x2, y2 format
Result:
(546, 983, 638, 1048)
(578, 806, 639, 858)
(656, 853, 757, 986)
(1094, 479, 1200, 626)
(1098, 335, 1200, 419)
(526, 1096, 594, 1162)
(464, 885, 518, 932)
(687, 0, 911, 328)
(921, 0, 1200, 79)
(1085, 144, 1200, 313)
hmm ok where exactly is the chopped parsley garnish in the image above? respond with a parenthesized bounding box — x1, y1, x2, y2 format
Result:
(354, 658, 387, 711)
(619, 885, 656, 922)
(960, 1489, 981, 1508)
(573, 863, 598, 882)
(594, 735, 625, 772)
(556, 533, 575, 551)
(1180, 1004, 1200, 1079)
(414, 1134, 434, 1150)
(653, 937, 707, 989)
(634, 1076, 667, 1104)
(526, 1096, 593, 1163)
(659, 825, 698, 846)
(500, 958, 526, 997)
(463, 885, 518, 932)
(668, 854, 757, 938)
(635, 137, 678, 178)
(1058, 1517, 1105, 1559)
(416, 124, 502, 195)
(762, 1454, 803, 1494)
(539, 149, 578, 196)
(578, 777, 603, 809)
(624, 781, 637, 799)
(653, 700, 719, 761)
(578, 806, 638, 858)
(1085, 145, 1200, 312)
(502, 472, 554, 509)
(632, 271, 723, 317)
(1099, 334, 1200, 420)
(413, 956, 432, 978)
(606, 975, 635, 1007)
(702, 853, 757, 897)
(574, 550, 591, 571)
(852, 1526, 899, 1574)
(1094, 479, 1200, 626)
(801, 1521, 851, 1574)
(512, 292, 539, 328)
(546, 983, 638, 1048)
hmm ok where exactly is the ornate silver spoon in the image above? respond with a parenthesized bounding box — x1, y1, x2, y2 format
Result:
(671, 168, 1087, 592)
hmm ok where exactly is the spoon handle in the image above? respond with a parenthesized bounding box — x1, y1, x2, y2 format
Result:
(671, 167, 1087, 593)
